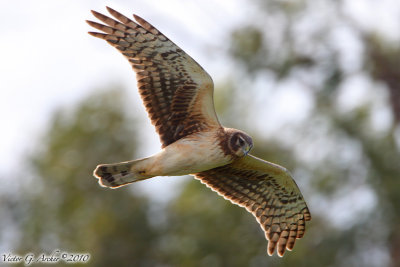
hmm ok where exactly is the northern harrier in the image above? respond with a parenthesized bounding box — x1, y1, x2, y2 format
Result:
(87, 7, 311, 257)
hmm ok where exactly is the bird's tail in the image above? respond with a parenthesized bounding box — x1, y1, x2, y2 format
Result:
(93, 158, 152, 188)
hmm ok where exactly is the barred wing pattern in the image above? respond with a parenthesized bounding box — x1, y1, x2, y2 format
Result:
(87, 7, 220, 147)
(195, 154, 311, 257)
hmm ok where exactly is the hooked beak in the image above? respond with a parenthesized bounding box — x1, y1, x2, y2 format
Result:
(243, 143, 253, 156)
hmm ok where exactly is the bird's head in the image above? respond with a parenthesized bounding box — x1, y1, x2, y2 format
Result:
(228, 130, 253, 157)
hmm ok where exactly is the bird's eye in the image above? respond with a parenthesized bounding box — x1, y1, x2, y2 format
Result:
(238, 136, 245, 146)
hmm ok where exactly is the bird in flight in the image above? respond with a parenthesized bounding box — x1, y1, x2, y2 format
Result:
(87, 7, 311, 257)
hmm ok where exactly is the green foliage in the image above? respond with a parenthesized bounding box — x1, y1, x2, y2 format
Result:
(161, 180, 268, 267)
(230, 26, 265, 73)
(17, 87, 159, 266)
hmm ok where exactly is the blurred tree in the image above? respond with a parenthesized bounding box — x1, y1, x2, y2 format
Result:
(365, 35, 400, 122)
(15, 87, 160, 266)
(362, 35, 400, 266)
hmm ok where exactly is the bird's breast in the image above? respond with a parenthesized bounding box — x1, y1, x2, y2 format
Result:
(153, 130, 233, 176)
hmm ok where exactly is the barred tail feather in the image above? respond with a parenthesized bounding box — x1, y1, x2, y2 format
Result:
(93, 159, 151, 188)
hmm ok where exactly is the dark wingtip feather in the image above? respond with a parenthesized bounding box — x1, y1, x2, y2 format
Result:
(87, 31, 107, 39)
(105, 6, 115, 13)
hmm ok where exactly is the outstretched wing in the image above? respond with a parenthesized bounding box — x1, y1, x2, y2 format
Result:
(87, 7, 220, 147)
(195, 154, 311, 257)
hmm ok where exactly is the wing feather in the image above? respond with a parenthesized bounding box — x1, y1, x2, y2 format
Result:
(195, 154, 311, 257)
(87, 7, 220, 147)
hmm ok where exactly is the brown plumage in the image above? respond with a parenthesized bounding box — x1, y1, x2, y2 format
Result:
(87, 8, 219, 148)
(87, 7, 311, 257)
(195, 155, 311, 256)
